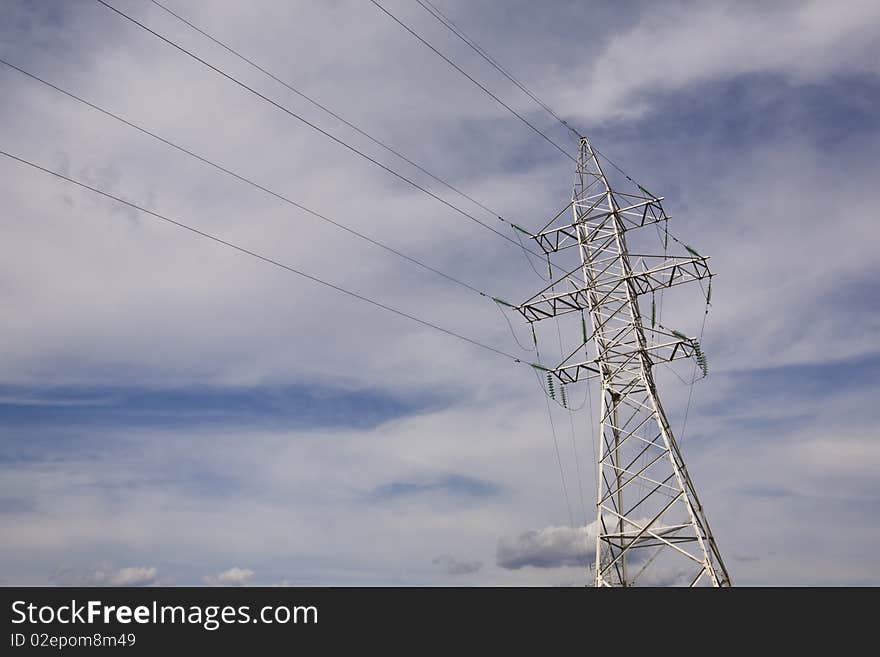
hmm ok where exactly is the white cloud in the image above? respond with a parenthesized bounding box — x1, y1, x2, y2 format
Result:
(108, 566, 159, 586)
(203, 566, 254, 587)
(497, 523, 597, 570)
(50, 565, 157, 587)
(558, 0, 880, 121)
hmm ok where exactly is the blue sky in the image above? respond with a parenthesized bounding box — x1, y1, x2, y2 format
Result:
(1, 0, 879, 586)
(0, 383, 433, 430)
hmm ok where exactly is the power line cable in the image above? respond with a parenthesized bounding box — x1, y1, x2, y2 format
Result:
(149, 0, 665, 269)
(513, 228, 552, 281)
(416, 0, 582, 140)
(0, 148, 526, 364)
(555, 331, 588, 520)
(115, 3, 655, 273)
(368, 0, 575, 163)
(94, 0, 544, 259)
(493, 302, 536, 353)
(408, 0, 653, 193)
(151, 0, 674, 294)
(0, 57, 492, 299)
(553, 312, 591, 579)
(148, 0, 515, 228)
(532, 340, 588, 583)
(679, 307, 710, 450)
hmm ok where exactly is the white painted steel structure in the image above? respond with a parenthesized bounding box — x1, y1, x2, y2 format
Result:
(518, 138, 731, 587)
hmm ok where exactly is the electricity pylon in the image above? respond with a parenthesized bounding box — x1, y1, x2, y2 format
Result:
(517, 137, 731, 587)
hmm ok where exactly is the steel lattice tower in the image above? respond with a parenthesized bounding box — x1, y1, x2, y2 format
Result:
(517, 138, 731, 587)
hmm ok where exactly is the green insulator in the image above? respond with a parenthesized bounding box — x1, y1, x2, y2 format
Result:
(685, 244, 702, 258)
(561, 385, 568, 408)
(547, 257, 553, 279)
(707, 278, 713, 305)
(671, 329, 688, 341)
(651, 296, 656, 328)
(547, 373, 556, 399)
(691, 340, 709, 377)
(530, 324, 537, 347)
(582, 314, 588, 343)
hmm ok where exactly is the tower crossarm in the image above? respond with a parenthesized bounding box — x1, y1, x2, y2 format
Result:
(540, 333, 701, 385)
(532, 197, 668, 255)
(626, 254, 712, 296)
(516, 255, 712, 322)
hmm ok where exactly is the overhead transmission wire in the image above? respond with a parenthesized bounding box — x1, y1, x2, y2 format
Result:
(147, 0, 512, 233)
(146, 0, 557, 288)
(532, 336, 588, 583)
(2, 8, 572, 371)
(2, 34, 565, 372)
(147, 0, 574, 283)
(0, 58, 576, 390)
(651, 225, 714, 448)
(0, 58, 492, 300)
(94, 0, 545, 260)
(411, 0, 610, 176)
(678, 302, 711, 450)
(403, 0, 657, 198)
(514, 229, 554, 282)
(415, 0, 582, 141)
(547, 256, 590, 573)
(369, 0, 575, 164)
(0, 148, 526, 366)
(416, 0, 702, 271)
(522, 249, 590, 571)
(544, 260, 588, 529)
(494, 303, 536, 353)
(148, 0, 655, 292)
(554, 313, 591, 573)
(529, 331, 590, 584)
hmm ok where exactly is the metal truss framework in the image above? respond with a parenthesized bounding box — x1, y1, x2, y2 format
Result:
(519, 138, 731, 587)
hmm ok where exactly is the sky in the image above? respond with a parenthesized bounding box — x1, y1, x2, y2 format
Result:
(1, 0, 879, 586)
